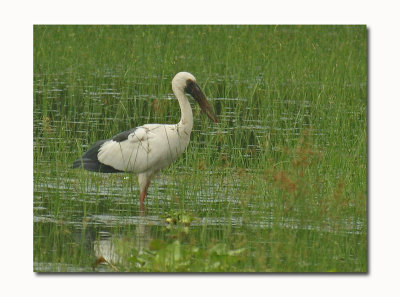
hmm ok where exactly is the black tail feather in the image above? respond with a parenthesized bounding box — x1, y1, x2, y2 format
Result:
(72, 139, 123, 173)
(72, 158, 122, 173)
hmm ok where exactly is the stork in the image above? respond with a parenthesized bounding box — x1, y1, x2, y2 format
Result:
(72, 72, 218, 212)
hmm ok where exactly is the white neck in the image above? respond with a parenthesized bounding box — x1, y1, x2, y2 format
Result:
(173, 84, 193, 133)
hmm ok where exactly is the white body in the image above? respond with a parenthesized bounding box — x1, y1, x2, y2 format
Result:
(98, 123, 191, 173)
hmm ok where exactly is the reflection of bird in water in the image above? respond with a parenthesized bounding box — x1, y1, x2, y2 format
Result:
(73, 72, 218, 212)
(93, 217, 151, 271)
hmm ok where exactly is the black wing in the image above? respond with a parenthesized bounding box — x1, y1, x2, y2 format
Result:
(111, 127, 137, 142)
(72, 139, 123, 173)
(72, 128, 138, 173)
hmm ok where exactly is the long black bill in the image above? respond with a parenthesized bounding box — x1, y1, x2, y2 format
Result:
(186, 81, 219, 123)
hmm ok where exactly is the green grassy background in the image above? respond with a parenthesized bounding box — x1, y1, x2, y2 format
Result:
(34, 25, 366, 272)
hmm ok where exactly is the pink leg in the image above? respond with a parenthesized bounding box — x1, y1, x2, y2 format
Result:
(139, 180, 151, 214)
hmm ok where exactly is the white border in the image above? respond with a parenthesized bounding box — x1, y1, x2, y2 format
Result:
(1, 0, 400, 296)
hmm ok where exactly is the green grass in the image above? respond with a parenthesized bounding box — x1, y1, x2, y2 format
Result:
(33, 25, 367, 272)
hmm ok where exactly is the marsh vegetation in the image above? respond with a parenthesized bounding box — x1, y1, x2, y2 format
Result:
(34, 25, 367, 272)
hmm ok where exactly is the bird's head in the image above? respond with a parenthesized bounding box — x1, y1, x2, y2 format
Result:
(172, 72, 218, 123)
